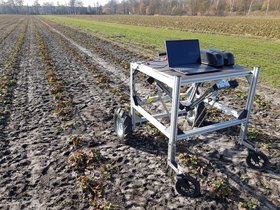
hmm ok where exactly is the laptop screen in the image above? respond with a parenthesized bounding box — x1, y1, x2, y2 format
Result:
(166, 40, 201, 67)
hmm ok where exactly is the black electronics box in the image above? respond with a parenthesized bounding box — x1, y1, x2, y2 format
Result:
(200, 49, 224, 67)
(209, 48, 235, 66)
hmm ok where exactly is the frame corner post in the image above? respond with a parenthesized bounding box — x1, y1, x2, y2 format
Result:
(239, 66, 260, 147)
(168, 76, 181, 167)
(130, 63, 136, 129)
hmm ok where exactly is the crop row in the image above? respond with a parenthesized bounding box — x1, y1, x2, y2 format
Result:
(34, 20, 115, 209)
(0, 20, 27, 125)
(43, 22, 130, 105)
(34, 23, 74, 122)
(0, 19, 24, 45)
(0, 16, 21, 31)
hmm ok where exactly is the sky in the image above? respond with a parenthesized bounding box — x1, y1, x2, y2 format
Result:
(23, 0, 109, 6)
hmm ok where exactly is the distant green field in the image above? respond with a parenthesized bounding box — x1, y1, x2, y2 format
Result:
(44, 16, 280, 88)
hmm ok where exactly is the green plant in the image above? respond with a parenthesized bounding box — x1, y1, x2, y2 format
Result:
(238, 201, 257, 210)
(209, 178, 232, 198)
(178, 153, 198, 166)
(146, 122, 162, 137)
(247, 128, 262, 141)
(67, 135, 83, 147)
(78, 176, 104, 197)
(63, 198, 72, 206)
(263, 142, 276, 150)
(254, 96, 266, 106)
(89, 149, 104, 163)
(68, 150, 89, 170)
(236, 91, 248, 100)
(102, 164, 114, 180)
(53, 92, 64, 100)
(88, 199, 113, 210)
(61, 121, 80, 129)
(178, 153, 209, 175)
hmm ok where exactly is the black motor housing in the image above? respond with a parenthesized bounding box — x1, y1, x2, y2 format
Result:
(200, 49, 235, 67)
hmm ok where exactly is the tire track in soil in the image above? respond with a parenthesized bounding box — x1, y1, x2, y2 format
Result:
(40, 18, 280, 209)
(34, 18, 206, 209)
(0, 18, 86, 210)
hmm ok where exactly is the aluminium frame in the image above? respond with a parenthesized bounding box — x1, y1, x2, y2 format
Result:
(130, 62, 260, 175)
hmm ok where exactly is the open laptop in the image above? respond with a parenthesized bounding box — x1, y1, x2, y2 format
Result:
(166, 40, 220, 75)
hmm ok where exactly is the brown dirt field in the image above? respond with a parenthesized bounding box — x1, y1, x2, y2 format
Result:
(0, 16, 279, 210)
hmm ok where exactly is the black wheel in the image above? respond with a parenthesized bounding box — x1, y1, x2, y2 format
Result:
(175, 174, 201, 198)
(186, 102, 206, 127)
(114, 108, 132, 143)
(246, 151, 269, 171)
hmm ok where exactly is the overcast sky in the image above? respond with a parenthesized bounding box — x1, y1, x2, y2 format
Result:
(23, 0, 109, 6)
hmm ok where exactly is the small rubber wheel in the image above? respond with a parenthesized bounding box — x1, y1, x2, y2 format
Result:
(175, 174, 201, 198)
(114, 108, 132, 143)
(246, 151, 269, 171)
(186, 102, 206, 127)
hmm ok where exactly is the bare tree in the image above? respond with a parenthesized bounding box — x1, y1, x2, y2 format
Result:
(15, 0, 23, 14)
(69, 0, 75, 13)
(247, 0, 253, 15)
(265, 0, 270, 15)
(33, 0, 40, 14)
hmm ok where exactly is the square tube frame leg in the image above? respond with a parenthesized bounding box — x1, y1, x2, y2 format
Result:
(168, 76, 181, 174)
(239, 66, 260, 150)
(130, 66, 136, 130)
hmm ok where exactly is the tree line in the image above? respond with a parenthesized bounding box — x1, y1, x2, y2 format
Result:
(0, 0, 102, 14)
(103, 0, 280, 16)
(0, 0, 279, 15)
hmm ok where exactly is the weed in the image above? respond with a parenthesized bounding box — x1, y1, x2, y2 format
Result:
(102, 164, 114, 180)
(53, 92, 64, 100)
(61, 121, 79, 129)
(78, 176, 104, 197)
(68, 150, 89, 170)
(247, 128, 262, 141)
(238, 201, 257, 210)
(51, 83, 64, 94)
(67, 135, 83, 147)
(146, 122, 162, 137)
(178, 153, 198, 166)
(263, 142, 276, 150)
(111, 87, 121, 95)
(209, 178, 232, 198)
(54, 105, 72, 118)
(88, 199, 114, 210)
(254, 95, 266, 106)
(178, 153, 209, 176)
(89, 149, 104, 163)
(63, 198, 72, 206)
(235, 91, 248, 100)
